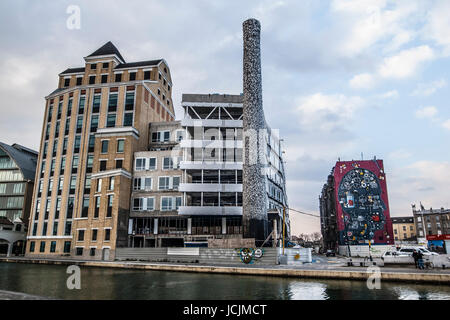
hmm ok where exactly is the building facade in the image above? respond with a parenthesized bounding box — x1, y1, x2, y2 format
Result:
(391, 216, 416, 243)
(129, 121, 184, 247)
(320, 159, 394, 254)
(25, 41, 174, 260)
(412, 204, 450, 253)
(178, 93, 290, 247)
(0, 142, 38, 256)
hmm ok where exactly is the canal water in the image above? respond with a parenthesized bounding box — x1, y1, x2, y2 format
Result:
(0, 262, 449, 300)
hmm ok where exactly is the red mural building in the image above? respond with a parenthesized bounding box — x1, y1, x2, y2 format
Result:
(320, 159, 394, 251)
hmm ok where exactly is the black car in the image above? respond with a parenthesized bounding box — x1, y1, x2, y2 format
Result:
(325, 249, 336, 257)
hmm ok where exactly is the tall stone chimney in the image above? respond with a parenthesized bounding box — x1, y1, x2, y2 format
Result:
(242, 18, 268, 243)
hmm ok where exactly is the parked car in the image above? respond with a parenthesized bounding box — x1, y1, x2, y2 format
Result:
(382, 251, 413, 264)
(397, 247, 439, 256)
(325, 249, 336, 257)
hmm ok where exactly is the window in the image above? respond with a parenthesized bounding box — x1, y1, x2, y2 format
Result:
(81, 197, 89, 218)
(87, 155, 94, 173)
(115, 73, 122, 82)
(90, 248, 96, 256)
(92, 95, 101, 113)
(76, 115, 83, 133)
(173, 176, 180, 190)
(107, 114, 116, 127)
(52, 222, 58, 236)
(78, 229, 85, 241)
(96, 178, 102, 193)
(129, 72, 136, 81)
(148, 158, 156, 170)
(133, 178, 141, 191)
(94, 196, 100, 218)
(144, 71, 150, 80)
(76, 77, 82, 86)
(64, 119, 70, 136)
(90, 63, 97, 70)
(123, 112, 133, 126)
(64, 78, 70, 87)
(72, 155, 79, 173)
(107, 195, 113, 217)
(64, 241, 71, 253)
(76, 248, 83, 256)
(144, 177, 152, 190)
(92, 229, 98, 241)
(125, 92, 134, 110)
(30, 241, 35, 252)
(101, 140, 109, 153)
(146, 198, 155, 211)
(135, 158, 145, 171)
(108, 93, 118, 112)
(89, 75, 96, 85)
(163, 157, 173, 170)
(116, 159, 123, 169)
(88, 135, 95, 152)
(109, 177, 115, 191)
(55, 198, 61, 219)
(70, 176, 77, 193)
(78, 96, 86, 114)
(65, 221, 72, 236)
(42, 222, 48, 235)
(161, 197, 173, 211)
(152, 131, 170, 142)
(159, 177, 170, 190)
(49, 241, 56, 253)
(100, 160, 107, 171)
(74, 135, 81, 153)
(117, 139, 125, 153)
(105, 229, 111, 241)
(40, 241, 46, 253)
(133, 198, 143, 211)
(102, 62, 109, 69)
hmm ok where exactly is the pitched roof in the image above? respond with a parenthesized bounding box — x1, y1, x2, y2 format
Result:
(60, 67, 85, 75)
(0, 142, 38, 181)
(87, 41, 125, 63)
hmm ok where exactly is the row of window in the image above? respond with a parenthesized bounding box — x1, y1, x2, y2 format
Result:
(133, 196, 182, 211)
(135, 157, 181, 171)
(133, 176, 180, 192)
(29, 240, 71, 254)
(77, 228, 111, 242)
(0, 183, 25, 195)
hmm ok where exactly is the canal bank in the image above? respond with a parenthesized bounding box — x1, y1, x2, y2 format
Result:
(1, 257, 450, 285)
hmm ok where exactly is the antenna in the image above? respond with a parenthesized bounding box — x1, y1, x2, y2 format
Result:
(361, 152, 363, 160)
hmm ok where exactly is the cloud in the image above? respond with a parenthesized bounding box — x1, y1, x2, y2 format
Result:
(378, 45, 435, 79)
(349, 73, 375, 89)
(389, 161, 450, 215)
(412, 79, 447, 96)
(377, 90, 399, 99)
(295, 93, 365, 132)
(424, 0, 450, 54)
(415, 106, 438, 119)
(442, 119, 450, 131)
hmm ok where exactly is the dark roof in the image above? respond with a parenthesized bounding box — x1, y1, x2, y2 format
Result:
(115, 59, 163, 70)
(182, 93, 244, 104)
(87, 41, 125, 63)
(0, 142, 38, 181)
(60, 67, 85, 75)
(391, 217, 414, 223)
(0, 217, 13, 226)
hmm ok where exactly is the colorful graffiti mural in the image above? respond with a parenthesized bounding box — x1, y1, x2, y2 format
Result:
(334, 160, 394, 246)
(236, 248, 264, 264)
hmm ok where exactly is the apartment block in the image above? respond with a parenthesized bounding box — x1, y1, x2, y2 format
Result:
(25, 41, 174, 260)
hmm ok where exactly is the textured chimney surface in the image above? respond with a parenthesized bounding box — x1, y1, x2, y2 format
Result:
(242, 18, 268, 242)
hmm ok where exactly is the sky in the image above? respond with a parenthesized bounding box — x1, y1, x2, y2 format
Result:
(1, 0, 450, 236)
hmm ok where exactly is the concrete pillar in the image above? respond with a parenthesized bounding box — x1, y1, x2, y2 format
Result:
(6, 243, 13, 257)
(154, 218, 158, 235)
(242, 18, 268, 243)
(187, 218, 192, 235)
(272, 219, 278, 248)
(222, 217, 227, 235)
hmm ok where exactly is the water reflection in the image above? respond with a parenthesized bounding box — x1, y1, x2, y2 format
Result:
(0, 263, 449, 300)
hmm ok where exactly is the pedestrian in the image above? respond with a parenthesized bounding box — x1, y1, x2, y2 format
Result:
(417, 251, 424, 270)
(412, 249, 419, 269)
